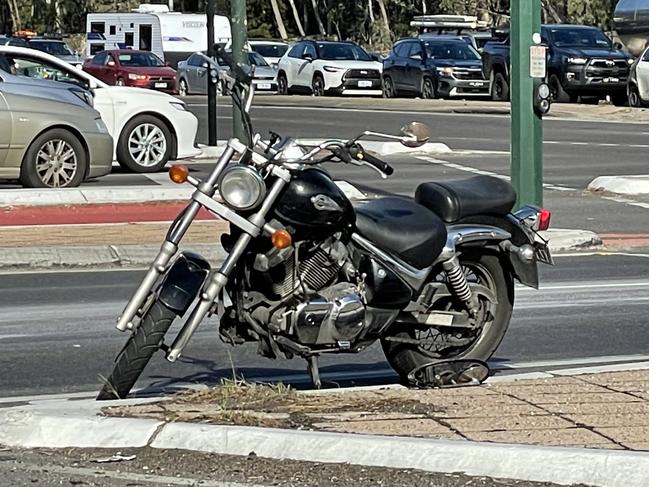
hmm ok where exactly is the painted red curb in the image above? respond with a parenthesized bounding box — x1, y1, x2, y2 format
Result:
(0, 202, 218, 226)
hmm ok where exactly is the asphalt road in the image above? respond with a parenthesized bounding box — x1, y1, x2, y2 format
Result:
(2, 252, 649, 398)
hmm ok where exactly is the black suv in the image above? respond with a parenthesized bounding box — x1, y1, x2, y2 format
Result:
(482, 24, 632, 104)
(383, 37, 489, 99)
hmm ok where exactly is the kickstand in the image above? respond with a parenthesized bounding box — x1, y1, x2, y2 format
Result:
(306, 356, 321, 389)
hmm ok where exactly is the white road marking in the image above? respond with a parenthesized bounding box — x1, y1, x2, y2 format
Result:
(601, 195, 649, 210)
(495, 354, 649, 370)
(417, 156, 577, 192)
(519, 280, 649, 291)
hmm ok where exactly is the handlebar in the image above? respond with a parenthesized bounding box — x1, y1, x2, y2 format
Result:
(348, 144, 395, 176)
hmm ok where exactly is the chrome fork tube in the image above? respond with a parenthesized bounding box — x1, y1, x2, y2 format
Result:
(115, 144, 237, 332)
(166, 176, 288, 362)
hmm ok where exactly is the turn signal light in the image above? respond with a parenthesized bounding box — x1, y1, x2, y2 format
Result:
(538, 208, 551, 231)
(169, 165, 189, 184)
(271, 229, 292, 249)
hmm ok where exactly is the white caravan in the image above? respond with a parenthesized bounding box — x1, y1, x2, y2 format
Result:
(85, 4, 231, 67)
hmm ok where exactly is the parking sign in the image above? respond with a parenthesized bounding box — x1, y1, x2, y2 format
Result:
(530, 45, 547, 78)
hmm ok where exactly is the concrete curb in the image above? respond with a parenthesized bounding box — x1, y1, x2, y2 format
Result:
(540, 228, 603, 252)
(0, 407, 647, 487)
(588, 175, 649, 196)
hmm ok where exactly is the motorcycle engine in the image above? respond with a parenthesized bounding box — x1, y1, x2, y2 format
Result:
(249, 235, 366, 347)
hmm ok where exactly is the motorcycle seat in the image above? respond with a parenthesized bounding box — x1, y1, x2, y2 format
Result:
(415, 176, 517, 223)
(354, 197, 447, 269)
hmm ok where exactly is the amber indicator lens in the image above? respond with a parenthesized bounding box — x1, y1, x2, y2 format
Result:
(169, 165, 189, 184)
(271, 229, 292, 249)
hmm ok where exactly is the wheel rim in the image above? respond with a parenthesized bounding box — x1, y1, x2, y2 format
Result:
(179, 80, 187, 96)
(494, 78, 503, 99)
(415, 261, 497, 359)
(313, 78, 324, 96)
(35, 139, 79, 188)
(116, 78, 125, 86)
(383, 78, 393, 98)
(630, 90, 640, 107)
(423, 80, 434, 99)
(128, 123, 167, 168)
(279, 76, 287, 94)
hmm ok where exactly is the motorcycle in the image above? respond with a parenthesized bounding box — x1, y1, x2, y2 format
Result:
(97, 50, 553, 400)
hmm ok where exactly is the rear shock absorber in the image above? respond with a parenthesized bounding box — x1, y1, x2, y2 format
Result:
(442, 256, 479, 317)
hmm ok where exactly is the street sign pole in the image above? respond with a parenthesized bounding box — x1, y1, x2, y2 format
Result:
(231, 0, 248, 142)
(206, 0, 217, 146)
(511, 0, 543, 207)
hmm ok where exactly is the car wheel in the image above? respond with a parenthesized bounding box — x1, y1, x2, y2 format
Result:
(549, 74, 570, 103)
(277, 72, 289, 95)
(629, 85, 644, 108)
(116, 77, 125, 86)
(422, 77, 436, 99)
(117, 115, 173, 173)
(383, 75, 396, 98)
(178, 79, 189, 97)
(312, 74, 325, 96)
(20, 129, 87, 188)
(491, 72, 509, 101)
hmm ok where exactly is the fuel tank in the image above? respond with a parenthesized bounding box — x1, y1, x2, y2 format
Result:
(274, 168, 355, 239)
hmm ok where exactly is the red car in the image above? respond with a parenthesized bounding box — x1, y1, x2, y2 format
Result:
(83, 50, 177, 94)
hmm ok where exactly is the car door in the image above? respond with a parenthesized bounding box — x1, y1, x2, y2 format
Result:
(0, 89, 10, 166)
(404, 41, 425, 92)
(105, 53, 120, 85)
(86, 52, 108, 82)
(295, 42, 317, 88)
(194, 55, 209, 95)
(391, 42, 411, 91)
(636, 48, 649, 101)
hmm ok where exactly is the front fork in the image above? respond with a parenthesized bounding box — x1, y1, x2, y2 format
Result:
(115, 140, 290, 363)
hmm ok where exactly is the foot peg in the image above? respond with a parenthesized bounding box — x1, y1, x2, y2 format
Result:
(407, 359, 489, 389)
(306, 356, 321, 389)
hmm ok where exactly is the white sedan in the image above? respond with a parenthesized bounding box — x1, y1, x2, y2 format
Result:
(0, 46, 201, 173)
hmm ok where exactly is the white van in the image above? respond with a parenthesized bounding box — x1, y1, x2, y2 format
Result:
(85, 4, 231, 67)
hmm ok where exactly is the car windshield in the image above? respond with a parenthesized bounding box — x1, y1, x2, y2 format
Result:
(251, 44, 288, 58)
(317, 43, 371, 61)
(550, 28, 611, 48)
(30, 41, 74, 56)
(118, 52, 165, 67)
(424, 41, 481, 61)
(248, 51, 270, 67)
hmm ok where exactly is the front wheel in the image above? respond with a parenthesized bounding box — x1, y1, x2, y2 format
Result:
(117, 115, 173, 173)
(421, 77, 436, 99)
(97, 300, 176, 400)
(381, 252, 514, 382)
(312, 75, 325, 96)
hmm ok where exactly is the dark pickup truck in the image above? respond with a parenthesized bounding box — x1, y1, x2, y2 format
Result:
(482, 24, 632, 105)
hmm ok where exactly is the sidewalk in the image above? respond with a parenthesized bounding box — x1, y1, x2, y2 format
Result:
(3, 365, 649, 486)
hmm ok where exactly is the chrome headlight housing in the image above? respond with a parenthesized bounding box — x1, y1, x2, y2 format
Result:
(218, 165, 266, 211)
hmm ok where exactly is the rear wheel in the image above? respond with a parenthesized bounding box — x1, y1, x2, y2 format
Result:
(97, 300, 176, 400)
(382, 252, 514, 382)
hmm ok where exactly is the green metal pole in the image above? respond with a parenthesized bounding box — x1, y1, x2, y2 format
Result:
(231, 0, 248, 142)
(510, 0, 543, 207)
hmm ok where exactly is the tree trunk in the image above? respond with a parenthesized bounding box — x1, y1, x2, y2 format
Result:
(270, 0, 289, 40)
(421, 0, 426, 15)
(542, 0, 564, 24)
(310, 0, 326, 36)
(10, 0, 21, 30)
(376, 0, 391, 40)
(368, 0, 374, 22)
(287, 0, 305, 36)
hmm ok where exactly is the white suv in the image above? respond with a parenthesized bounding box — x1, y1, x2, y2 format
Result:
(277, 40, 382, 96)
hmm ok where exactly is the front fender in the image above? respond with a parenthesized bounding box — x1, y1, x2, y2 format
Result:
(158, 252, 211, 316)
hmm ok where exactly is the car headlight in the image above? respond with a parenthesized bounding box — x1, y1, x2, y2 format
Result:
(628, 58, 635, 65)
(436, 67, 454, 77)
(323, 65, 345, 73)
(95, 117, 109, 134)
(218, 165, 266, 211)
(567, 57, 588, 65)
(170, 102, 187, 111)
(128, 73, 148, 80)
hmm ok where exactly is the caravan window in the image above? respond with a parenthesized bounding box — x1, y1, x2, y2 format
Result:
(109, 25, 116, 36)
(90, 22, 105, 34)
(125, 32, 134, 47)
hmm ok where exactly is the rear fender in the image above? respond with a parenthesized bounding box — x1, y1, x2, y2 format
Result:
(158, 252, 211, 316)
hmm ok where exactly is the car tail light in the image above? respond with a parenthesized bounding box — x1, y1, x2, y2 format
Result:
(537, 208, 551, 231)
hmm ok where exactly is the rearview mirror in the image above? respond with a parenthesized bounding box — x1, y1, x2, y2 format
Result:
(400, 122, 431, 148)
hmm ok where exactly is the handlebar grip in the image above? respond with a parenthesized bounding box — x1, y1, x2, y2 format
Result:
(215, 46, 252, 84)
(350, 146, 394, 176)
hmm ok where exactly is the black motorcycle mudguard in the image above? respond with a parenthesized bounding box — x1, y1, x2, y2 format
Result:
(459, 214, 540, 289)
(158, 252, 211, 316)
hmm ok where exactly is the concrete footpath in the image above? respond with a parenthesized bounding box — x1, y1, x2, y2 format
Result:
(3, 364, 649, 486)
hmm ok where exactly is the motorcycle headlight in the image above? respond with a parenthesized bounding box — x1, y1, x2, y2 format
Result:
(218, 165, 266, 211)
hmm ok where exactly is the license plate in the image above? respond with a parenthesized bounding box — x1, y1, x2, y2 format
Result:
(469, 81, 486, 87)
(535, 244, 554, 265)
(604, 77, 620, 83)
(154, 82, 168, 88)
(257, 83, 272, 90)
(358, 80, 373, 88)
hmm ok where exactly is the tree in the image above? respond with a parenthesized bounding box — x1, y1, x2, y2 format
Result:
(270, 0, 288, 39)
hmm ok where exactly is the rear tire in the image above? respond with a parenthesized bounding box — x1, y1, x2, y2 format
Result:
(382, 252, 514, 382)
(97, 301, 176, 400)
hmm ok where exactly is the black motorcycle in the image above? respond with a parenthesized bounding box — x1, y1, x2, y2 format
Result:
(98, 51, 553, 399)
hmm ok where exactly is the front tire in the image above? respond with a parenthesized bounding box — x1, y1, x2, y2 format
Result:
(383, 75, 396, 98)
(382, 252, 514, 382)
(549, 74, 570, 103)
(117, 115, 173, 173)
(312, 74, 325, 96)
(629, 85, 644, 108)
(491, 72, 509, 101)
(421, 77, 436, 99)
(97, 301, 176, 400)
(277, 72, 289, 95)
(178, 78, 189, 97)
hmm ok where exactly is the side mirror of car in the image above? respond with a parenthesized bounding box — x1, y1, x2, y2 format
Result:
(410, 53, 423, 62)
(107, 60, 116, 67)
(614, 41, 625, 51)
(302, 53, 314, 62)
